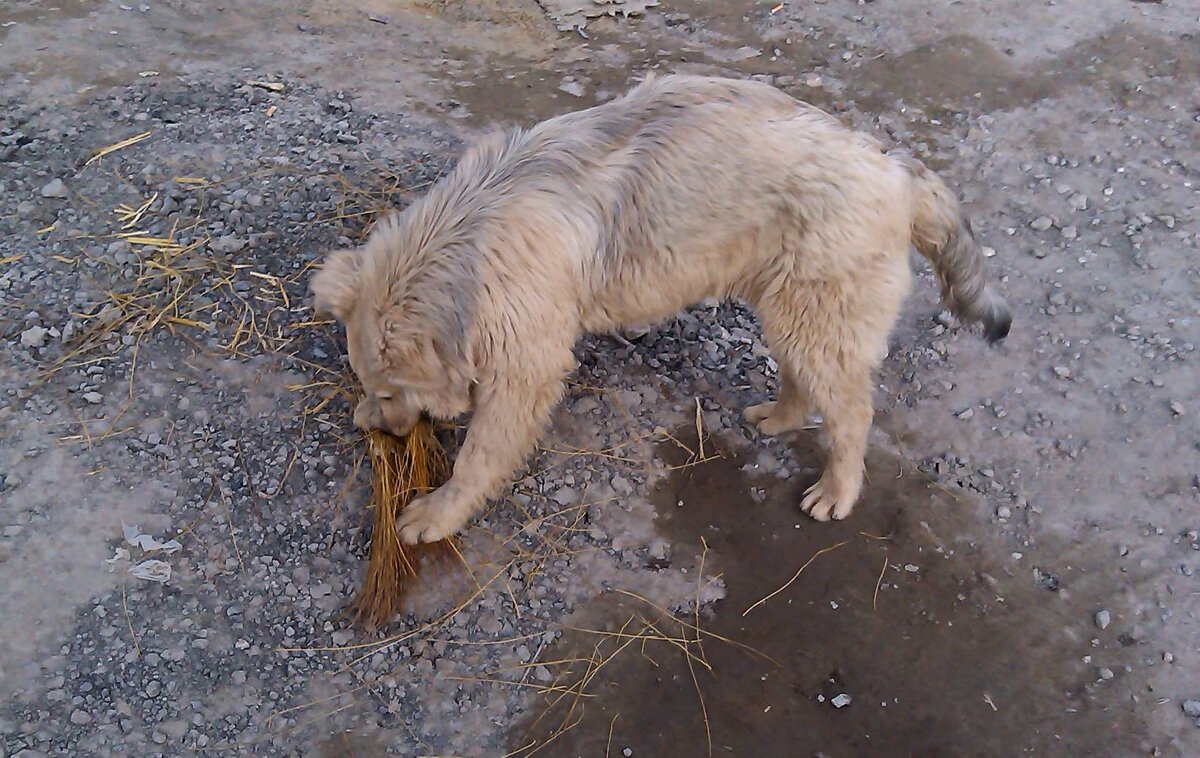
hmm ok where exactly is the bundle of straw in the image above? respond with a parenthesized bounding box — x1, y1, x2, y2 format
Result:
(351, 418, 457, 629)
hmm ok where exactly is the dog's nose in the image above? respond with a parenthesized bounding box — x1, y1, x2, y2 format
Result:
(353, 396, 383, 431)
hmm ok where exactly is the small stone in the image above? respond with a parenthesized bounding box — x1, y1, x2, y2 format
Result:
(1098, 667, 1114, 681)
(1182, 700, 1200, 718)
(20, 326, 48, 347)
(1052, 366, 1071, 379)
(1061, 226, 1077, 240)
(40, 179, 69, 198)
(212, 235, 246, 254)
(83, 392, 103, 405)
(1169, 402, 1184, 417)
(232, 670, 247, 685)
(996, 506, 1012, 519)
(804, 73, 823, 88)
(1095, 609, 1111, 630)
(831, 693, 852, 708)
(1069, 193, 1088, 211)
(956, 408, 975, 420)
(70, 709, 92, 725)
(1030, 216, 1054, 231)
(558, 80, 585, 98)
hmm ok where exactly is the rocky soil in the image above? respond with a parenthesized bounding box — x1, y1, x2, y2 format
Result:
(1, 0, 1198, 755)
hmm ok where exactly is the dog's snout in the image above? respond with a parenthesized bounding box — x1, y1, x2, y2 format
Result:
(354, 394, 419, 437)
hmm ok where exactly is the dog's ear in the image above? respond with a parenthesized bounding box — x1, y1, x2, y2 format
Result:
(309, 248, 361, 320)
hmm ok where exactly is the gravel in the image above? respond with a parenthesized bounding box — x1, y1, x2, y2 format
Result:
(1, 1, 1199, 754)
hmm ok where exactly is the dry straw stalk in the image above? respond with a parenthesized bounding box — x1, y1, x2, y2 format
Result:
(351, 418, 458, 629)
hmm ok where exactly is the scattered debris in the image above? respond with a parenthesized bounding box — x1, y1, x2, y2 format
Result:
(245, 80, 285, 92)
(121, 522, 182, 554)
(129, 560, 172, 583)
(538, 0, 660, 32)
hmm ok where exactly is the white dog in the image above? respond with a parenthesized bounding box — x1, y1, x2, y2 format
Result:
(311, 74, 1011, 544)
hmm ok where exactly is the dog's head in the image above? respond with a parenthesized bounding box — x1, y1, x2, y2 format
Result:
(310, 217, 476, 436)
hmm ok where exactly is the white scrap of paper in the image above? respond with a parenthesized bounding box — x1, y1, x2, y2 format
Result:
(129, 560, 172, 583)
(121, 521, 182, 553)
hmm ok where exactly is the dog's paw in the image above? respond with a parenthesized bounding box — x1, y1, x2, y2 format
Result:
(396, 492, 467, 544)
(745, 402, 800, 436)
(799, 475, 859, 522)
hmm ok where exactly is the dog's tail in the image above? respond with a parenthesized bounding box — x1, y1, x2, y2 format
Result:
(893, 151, 1012, 344)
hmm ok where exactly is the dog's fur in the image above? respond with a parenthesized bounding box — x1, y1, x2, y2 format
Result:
(311, 74, 1011, 544)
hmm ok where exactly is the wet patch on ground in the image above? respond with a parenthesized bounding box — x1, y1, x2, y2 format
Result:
(512, 427, 1153, 756)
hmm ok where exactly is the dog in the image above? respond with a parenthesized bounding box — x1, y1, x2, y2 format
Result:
(310, 74, 1011, 544)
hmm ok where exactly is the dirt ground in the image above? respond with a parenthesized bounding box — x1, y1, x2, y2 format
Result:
(1, 1, 1198, 756)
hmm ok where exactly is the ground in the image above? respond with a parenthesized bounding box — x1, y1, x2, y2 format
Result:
(1, 0, 1198, 756)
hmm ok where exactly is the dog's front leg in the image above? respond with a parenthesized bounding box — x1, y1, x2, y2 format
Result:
(396, 374, 566, 544)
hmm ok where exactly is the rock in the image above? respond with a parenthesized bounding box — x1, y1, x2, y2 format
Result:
(20, 326, 49, 347)
(211, 235, 246, 254)
(1169, 401, 1184, 417)
(558, 80, 586, 98)
(1069, 193, 1088, 211)
(83, 392, 103, 405)
(1182, 700, 1200, 718)
(831, 693, 852, 708)
(69, 709, 92, 725)
(1030, 216, 1054, 231)
(40, 178, 68, 198)
(1095, 609, 1111, 630)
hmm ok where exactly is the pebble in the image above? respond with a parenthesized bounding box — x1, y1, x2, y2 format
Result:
(40, 178, 68, 198)
(1183, 700, 1200, 718)
(1095, 610, 1111, 630)
(558, 80, 586, 98)
(1030, 216, 1054, 231)
(211, 235, 246, 254)
(83, 392, 103, 405)
(69, 709, 92, 725)
(831, 693, 852, 708)
(20, 326, 48, 348)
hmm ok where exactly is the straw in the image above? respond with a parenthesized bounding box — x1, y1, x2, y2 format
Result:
(350, 419, 460, 629)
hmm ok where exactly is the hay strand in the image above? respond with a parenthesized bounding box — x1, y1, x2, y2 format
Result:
(351, 419, 458, 629)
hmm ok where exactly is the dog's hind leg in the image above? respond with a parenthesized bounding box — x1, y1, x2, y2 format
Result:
(756, 279, 894, 522)
(796, 347, 874, 522)
(396, 368, 569, 544)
